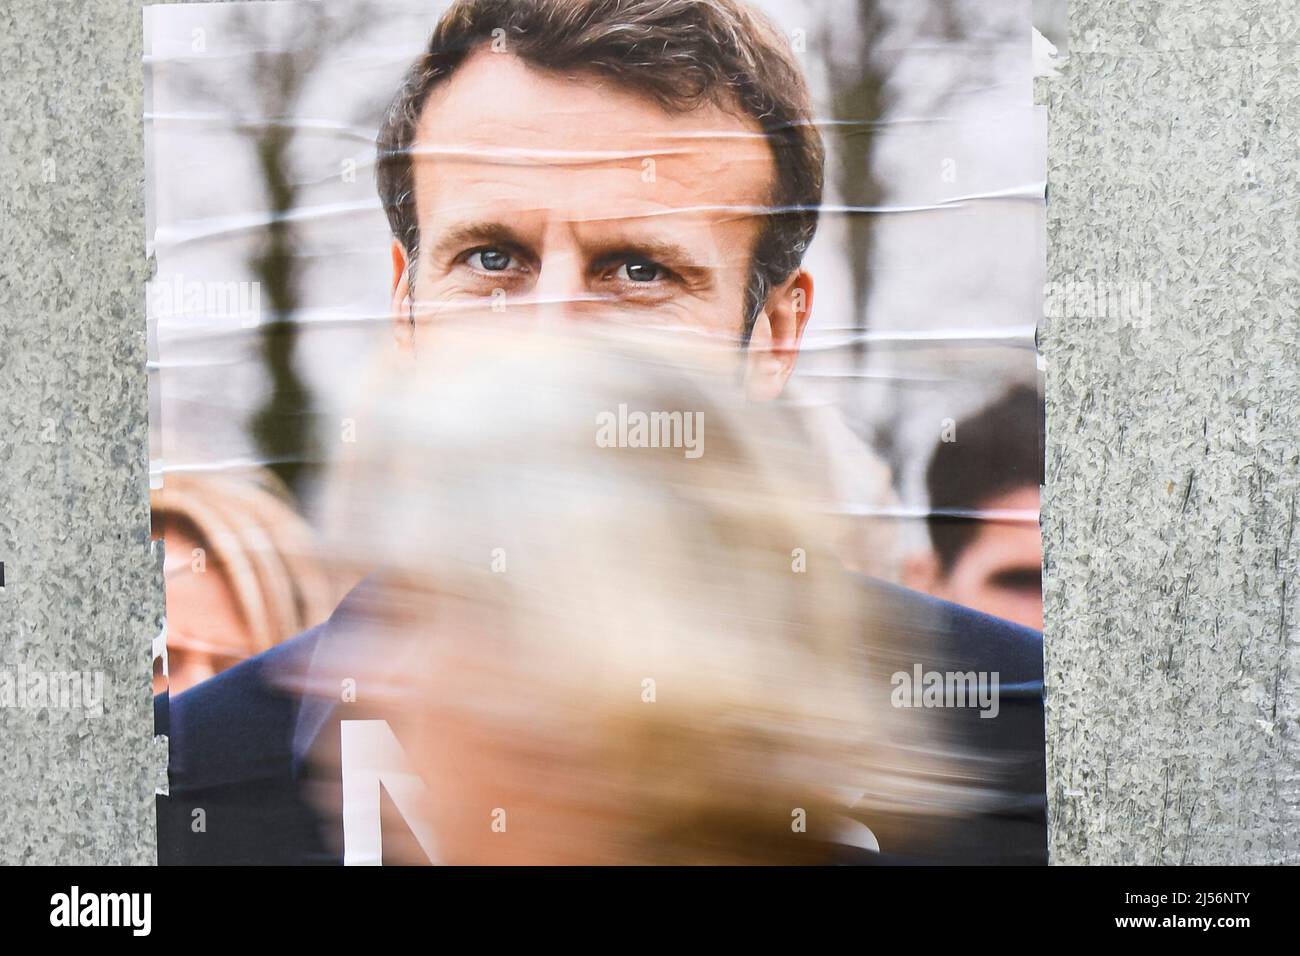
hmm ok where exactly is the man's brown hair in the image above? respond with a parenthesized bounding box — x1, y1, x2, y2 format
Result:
(375, 0, 825, 339)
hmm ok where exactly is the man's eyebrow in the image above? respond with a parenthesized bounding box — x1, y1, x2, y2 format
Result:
(428, 222, 532, 258)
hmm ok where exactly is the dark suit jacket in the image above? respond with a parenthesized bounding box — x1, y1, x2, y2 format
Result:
(157, 577, 1047, 865)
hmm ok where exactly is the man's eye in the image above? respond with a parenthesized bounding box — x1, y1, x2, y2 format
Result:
(989, 568, 1042, 593)
(618, 259, 662, 283)
(468, 248, 513, 272)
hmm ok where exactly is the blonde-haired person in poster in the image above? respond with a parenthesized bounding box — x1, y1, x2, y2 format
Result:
(152, 470, 337, 694)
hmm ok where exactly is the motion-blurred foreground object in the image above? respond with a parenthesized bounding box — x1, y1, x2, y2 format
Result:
(152, 469, 338, 694)
(299, 326, 994, 864)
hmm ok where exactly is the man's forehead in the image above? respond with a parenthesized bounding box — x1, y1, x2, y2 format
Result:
(410, 50, 775, 211)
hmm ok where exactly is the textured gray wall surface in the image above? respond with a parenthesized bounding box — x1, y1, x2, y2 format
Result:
(0, 0, 1296, 865)
(0, 0, 164, 864)
(1041, 3, 1300, 863)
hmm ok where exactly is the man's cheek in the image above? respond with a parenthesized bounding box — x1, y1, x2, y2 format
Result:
(410, 280, 497, 320)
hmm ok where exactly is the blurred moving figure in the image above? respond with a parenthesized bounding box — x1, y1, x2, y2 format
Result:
(903, 385, 1043, 631)
(152, 470, 337, 694)
(307, 328, 988, 864)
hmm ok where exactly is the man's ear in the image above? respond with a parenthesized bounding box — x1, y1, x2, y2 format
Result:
(390, 239, 415, 351)
(744, 269, 813, 401)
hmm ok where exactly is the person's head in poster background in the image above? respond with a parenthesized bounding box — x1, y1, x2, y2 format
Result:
(903, 385, 1044, 630)
(374, 0, 824, 401)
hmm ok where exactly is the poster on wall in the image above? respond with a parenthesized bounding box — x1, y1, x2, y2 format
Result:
(145, 0, 1048, 865)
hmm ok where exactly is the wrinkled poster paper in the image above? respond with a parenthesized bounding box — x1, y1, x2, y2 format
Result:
(146, 0, 1052, 865)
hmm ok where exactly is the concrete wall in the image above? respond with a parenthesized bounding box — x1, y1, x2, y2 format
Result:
(0, 0, 163, 864)
(1040, 1, 1300, 863)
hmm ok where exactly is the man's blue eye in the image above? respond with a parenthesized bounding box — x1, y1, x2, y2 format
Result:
(620, 260, 661, 282)
(472, 249, 512, 271)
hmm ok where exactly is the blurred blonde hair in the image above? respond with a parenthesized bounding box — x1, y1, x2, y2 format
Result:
(152, 469, 338, 653)
(322, 326, 982, 863)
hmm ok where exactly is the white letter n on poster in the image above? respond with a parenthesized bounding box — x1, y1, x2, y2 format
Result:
(340, 719, 440, 865)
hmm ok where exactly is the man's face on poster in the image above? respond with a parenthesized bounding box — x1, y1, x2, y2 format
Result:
(387, 49, 812, 398)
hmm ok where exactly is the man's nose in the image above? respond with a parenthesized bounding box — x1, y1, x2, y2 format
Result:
(527, 238, 591, 324)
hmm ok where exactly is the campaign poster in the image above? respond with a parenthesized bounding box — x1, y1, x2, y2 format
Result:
(146, 0, 1048, 865)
